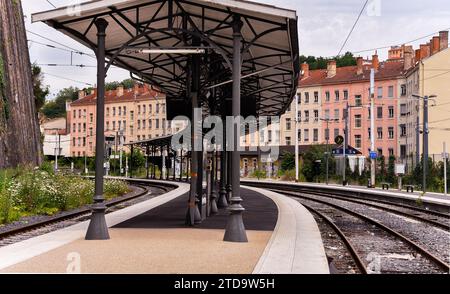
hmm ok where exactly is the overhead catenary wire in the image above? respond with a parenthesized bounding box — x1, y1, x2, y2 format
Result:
(42, 72, 94, 86)
(337, 0, 369, 56)
(46, 0, 56, 9)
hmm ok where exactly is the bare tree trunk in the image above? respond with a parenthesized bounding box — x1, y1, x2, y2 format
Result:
(0, 0, 42, 168)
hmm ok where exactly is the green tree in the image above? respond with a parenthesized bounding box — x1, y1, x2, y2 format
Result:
(301, 145, 327, 182)
(31, 64, 49, 111)
(299, 52, 357, 70)
(280, 152, 295, 171)
(41, 86, 79, 118)
(386, 155, 396, 184)
(121, 78, 135, 89)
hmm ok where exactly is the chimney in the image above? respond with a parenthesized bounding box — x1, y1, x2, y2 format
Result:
(356, 57, 364, 75)
(431, 36, 440, 55)
(415, 49, 421, 62)
(117, 86, 124, 97)
(91, 88, 97, 96)
(301, 62, 309, 79)
(326, 60, 336, 78)
(420, 44, 430, 59)
(134, 84, 140, 95)
(78, 90, 86, 100)
(372, 53, 379, 71)
(404, 50, 413, 71)
(439, 31, 449, 50)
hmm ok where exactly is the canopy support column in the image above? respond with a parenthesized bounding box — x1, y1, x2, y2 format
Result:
(224, 15, 248, 243)
(85, 18, 110, 241)
(146, 143, 150, 179)
(218, 121, 228, 208)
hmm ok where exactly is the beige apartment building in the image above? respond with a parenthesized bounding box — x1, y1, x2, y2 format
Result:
(67, 84, 182, 157)
(403, 31, 449, 166)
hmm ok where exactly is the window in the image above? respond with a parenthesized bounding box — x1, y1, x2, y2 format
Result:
(83, 123, 86, 132)
(83, 109, 86, 118)
(388, 127, 394, 139)
(355, 115, 362, 128)
(78, 137, 81, 147)
(389, 148, 394, 156)
(368, 128, 371, 140)
(324, 109, 330, 119)
(106, 108, 110, 117)
(401, 84, 407, 96)
(155, 119, 160, 129)
(368, 107, 371, 119)
(268, 130, 273, 143)
(156, 104, 160, 114)
(334, 128, 339, 139)
(343, 90, 349, 100)
(314, 110, 319, 122)
(78, 123, 81, 132)
(73, 138, 76, 147)
(298, 93, 302, 104)
(106, 121, 110, 131)
(313, 129, 319, 142)
(89, 128, 93, 136)
(162, 104, 166, 113)
(149, 119, 152, 129)
(314, 92, 319, 103)
(304, 129, 310, 142)
(334, 109, 340, 120)
(72, 123, 76, 133)
(113, 107, 116, 116)
(118, 121, 122, 131)
(137, 120, 141, 129)
(78, 110, 82, 118)
(400, 124, 406, 137)
(83, 137, 86, 147)
(137, 135, 141, 141)
(377, 127, 383, 139)
(286, 137, 292, 146)
(325, 128, 330, 141)
(377, 106, 383, 119)
(138, 105, 141, 115)
(388, 86, 394, 98)
(143, 105, 146, 114)
(377, 87, 383, 98)
(304, 111, 310, 122)
(90, 113, 93, 123)
(112, 121, 116, 131)
(304, 92, 310, 104)
(130, 111, 134, 120)
(355, 135, 362, 149)
(286, 118, 292, 131)
(400, 145, 407, 158)
(118, 107, 122, 116)
(297, 111, 302, 123)
(123, 121, 126, 131)
(162, 119, 166, 129)
(260, 130, 265, 143)
(149, 104, 152, 114)
(355, 95, 362, 107)
(73, 110, 76, 119)
(400, 104, 407, 116)
(388, 106, 394, 118)
(378, 148, 383, 156)
(298, 130, 302, 142)
(335, 90, 340, 101)
(142, 120, 146, 129)
(325, 91, 330, 102)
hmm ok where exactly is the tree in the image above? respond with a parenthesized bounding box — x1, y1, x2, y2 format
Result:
(280, 152, 295, 171)
(386, 155, 397, 184)
(121, 78, 135, 89)
(299, 52, 357, 70)
(301, 145, 327, 182)
(41, 86, 79, 118)
(0, 0, 42, 168)
(31, 64, 49, 111)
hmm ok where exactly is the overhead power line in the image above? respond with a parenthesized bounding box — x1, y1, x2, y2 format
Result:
(46, 0, 56, 8)
(42, 72, 94, 86)
(38, 63, 96, 68)
(337, 0, 369, 56)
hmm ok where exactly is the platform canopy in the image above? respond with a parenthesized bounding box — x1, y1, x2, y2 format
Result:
(32, 0, 300, 116)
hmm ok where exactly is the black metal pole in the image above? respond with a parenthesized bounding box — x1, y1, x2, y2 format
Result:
(180, 149, 184, 181)
(160, 145, 163, 180)
(224, 14, 248, 243)
(210, 149, 218, 214)
(423, 96, 429, 194)
(146, 144, 150, 179)
(85, 18, 110, 240)
(218, 120, 228, 208)
(130, 144, 134, 179)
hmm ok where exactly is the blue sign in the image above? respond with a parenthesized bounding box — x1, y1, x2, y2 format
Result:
(370, 151, 378, 159)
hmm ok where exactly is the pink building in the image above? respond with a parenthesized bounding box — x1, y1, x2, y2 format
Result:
(299, 55, 407, 158)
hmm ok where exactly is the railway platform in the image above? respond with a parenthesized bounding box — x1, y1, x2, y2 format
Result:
(0, 179, 329, 274)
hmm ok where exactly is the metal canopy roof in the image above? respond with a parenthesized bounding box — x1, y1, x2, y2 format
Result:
(32, 0, 300, 116)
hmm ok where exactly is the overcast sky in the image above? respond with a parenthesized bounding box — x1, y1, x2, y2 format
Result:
(22, 0, 450, 98)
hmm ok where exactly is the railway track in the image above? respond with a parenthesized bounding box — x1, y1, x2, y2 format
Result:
(0, 181, 173, 246)
(275, 190, 449, 274)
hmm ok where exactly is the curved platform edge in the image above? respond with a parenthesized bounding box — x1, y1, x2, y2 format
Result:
(244, 186, 330, 274)
(0, 180, 190, 271)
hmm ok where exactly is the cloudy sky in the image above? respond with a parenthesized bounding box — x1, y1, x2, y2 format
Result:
(22, 0, 450, 98)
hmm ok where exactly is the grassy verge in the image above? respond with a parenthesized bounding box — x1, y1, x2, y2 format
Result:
(0, 166, 129, 225)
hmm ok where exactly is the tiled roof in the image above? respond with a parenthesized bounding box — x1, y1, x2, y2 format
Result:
(70, 87, 164, 107)
(299, 61, 406, 87)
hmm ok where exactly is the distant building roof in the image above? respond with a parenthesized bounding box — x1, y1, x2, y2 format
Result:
(299, 61, 406, 87)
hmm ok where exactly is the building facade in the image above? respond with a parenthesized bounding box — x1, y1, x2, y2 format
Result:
(67, 84, 180, 158)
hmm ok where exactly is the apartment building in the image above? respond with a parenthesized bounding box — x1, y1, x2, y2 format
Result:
(67, 84, 180, 158)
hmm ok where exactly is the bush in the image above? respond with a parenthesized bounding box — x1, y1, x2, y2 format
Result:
(0, 168, 130, 224)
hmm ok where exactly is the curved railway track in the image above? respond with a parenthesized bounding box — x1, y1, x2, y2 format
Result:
(275, 190, 449, 274)
(0, 181, 174, 244)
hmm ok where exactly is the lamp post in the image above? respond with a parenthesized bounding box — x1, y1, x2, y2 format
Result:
(320, 118, 339, 185)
